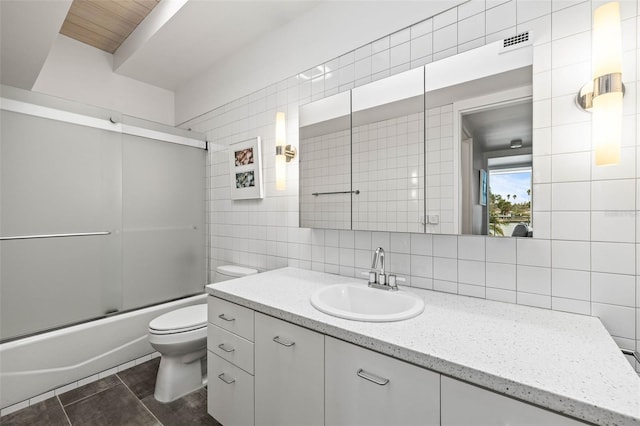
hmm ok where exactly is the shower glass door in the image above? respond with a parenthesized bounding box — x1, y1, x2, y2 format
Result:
(0, 88, 206, 343)
(0, 107, 123, 341)
(121, 115, 205, 309)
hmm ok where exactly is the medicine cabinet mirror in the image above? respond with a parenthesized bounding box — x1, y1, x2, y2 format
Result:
(299, 38, 533, 237)
(351, 68, 425, 233)
(299, 91, 352, 230)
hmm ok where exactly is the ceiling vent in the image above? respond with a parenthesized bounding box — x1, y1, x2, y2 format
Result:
(500, 31, 532, 53)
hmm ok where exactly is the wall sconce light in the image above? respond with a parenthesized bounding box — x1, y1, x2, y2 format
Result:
(576, 1, 624, 166)
(275, 112, 296, 190)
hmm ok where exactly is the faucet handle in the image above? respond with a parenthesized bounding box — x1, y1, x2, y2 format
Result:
(378, 273, 386, 286)
(368, 271, 377, 285)
(388, 274, 397, 288)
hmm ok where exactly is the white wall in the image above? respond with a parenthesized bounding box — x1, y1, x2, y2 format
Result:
(32, 35, 175, 125)
(182, 0, 640, 375)
(174, 1, 459, 125)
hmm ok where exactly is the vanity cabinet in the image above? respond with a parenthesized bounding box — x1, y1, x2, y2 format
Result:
(440, 376, 589, 426)
(207, 297, 255, 426)
(325, 336, 440, 426)
(207, 295, 591, 426)
(254, 312, 324, 426)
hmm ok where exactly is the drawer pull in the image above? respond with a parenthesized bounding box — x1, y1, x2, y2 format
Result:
(218, 373, 236, 384)
(218, 313, 235, 322)
(357, 368, 390, 386)
(272, 336, 295, 347)
(218, 343, 235, 353)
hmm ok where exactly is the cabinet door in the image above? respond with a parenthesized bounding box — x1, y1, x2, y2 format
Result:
(208, 351, 254, 426)
(254, 312, 324, 426)
(325, 336, 440, 426)
(441, 376, 589, 426)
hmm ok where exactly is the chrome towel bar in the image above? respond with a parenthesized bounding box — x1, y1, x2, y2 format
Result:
(0, 231, 111, 241)
(312, 190, 360, 196)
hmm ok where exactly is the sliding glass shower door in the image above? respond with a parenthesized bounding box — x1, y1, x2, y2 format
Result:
(0, 108, 123, 340)
(0, 88, 206, 342)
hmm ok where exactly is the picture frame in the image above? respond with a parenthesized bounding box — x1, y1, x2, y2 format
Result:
(229, 137, 264, 200)
(479, 169, 487, 206)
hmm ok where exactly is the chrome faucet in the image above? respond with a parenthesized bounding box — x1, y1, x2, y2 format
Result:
(371, 247, 385, 279)
(369, 247, 397, 291)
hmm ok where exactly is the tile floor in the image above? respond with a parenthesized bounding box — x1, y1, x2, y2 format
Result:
(0, 358, 219, 426)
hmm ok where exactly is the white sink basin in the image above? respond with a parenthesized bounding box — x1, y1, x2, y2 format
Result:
(310, 283, 425, 322)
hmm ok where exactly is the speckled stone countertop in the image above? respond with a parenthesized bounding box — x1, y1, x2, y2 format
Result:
(206, 267, 640, 426)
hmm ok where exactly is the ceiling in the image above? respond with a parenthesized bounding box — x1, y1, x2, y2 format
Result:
(0, 0, 322, 91)
(113, 0, 321, 91)
(462, 100, 533, 152)
(60, 0, 160, 54)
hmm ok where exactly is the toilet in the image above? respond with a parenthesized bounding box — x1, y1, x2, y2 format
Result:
(148, 265, 258, 403)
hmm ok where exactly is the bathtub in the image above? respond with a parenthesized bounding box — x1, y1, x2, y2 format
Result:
(0, 294, 207, 410)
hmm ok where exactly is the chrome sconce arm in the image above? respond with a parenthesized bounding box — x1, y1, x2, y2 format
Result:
(576, 72, 625, 111)
(275, 144, 297, 162)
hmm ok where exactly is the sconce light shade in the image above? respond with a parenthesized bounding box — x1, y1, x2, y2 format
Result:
(593, 2, 622, 78)
(275, 112, 287, 190)
(275, 112, 297, 190)
(592, 1, 623, 166)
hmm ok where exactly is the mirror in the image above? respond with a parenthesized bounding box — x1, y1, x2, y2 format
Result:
(460, 99, 532, 237)
(351, 68, 425, 233)
(299, 92, 351, 229)
(424, 41, 533, 235)
(299, 37, 533, 236)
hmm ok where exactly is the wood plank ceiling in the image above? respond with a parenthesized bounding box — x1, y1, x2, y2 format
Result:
(60, 0, 160, 54)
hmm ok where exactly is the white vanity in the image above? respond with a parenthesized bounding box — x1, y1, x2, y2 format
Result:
(205, 267, 640, 426)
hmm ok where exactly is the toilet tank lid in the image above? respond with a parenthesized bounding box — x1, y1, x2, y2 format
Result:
(149, 304, 207, 332)
(216, 265, 258, 277)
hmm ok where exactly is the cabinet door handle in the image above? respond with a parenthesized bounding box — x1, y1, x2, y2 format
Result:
(218, 343, 235, 353)
(218, 373, 236, 384)
(357, 368, 390, 386)
(272, 336, 295, 347)
(218, 313, 235, 322)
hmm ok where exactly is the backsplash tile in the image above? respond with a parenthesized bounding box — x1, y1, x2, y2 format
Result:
(184, 0, 640, 373)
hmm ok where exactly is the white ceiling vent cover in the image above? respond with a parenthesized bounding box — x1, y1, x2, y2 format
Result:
(500, 31, 532, 53)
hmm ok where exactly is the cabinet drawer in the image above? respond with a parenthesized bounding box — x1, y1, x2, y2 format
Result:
(208, 296, 254, 341)
(208, 323, 254, 374)
(208, 351, 254, 426)
(325, 336, 440, 426)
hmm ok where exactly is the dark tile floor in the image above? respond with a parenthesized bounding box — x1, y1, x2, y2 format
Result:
(0, 358, 220, 426)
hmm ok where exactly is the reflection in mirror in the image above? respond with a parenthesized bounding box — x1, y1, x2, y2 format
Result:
(460, 100, 532, 236)
(351, 68, 425, 233)
(299, 92, 351, 229)
(425, 38, 533, 235)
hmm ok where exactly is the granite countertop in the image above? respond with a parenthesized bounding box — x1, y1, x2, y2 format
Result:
(206, 267, 640, 426)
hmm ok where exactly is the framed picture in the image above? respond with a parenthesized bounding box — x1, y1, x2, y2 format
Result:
(229, 137, 264, 200)
(479, 169, 487, 206)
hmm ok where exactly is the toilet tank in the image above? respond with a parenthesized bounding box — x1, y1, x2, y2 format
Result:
(214, 265, 258, 283)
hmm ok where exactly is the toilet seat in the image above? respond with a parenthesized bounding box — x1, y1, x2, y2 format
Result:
(149, 304, 207, 335)
(217, 265, 258, 278)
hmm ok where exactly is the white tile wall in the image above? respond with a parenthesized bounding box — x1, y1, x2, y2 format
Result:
(183, 0, 640, 374)
(352, 112, 425, 233)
